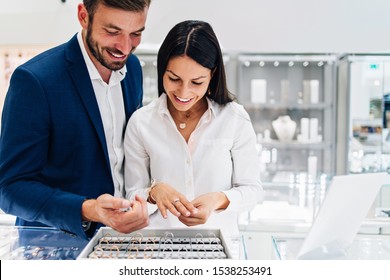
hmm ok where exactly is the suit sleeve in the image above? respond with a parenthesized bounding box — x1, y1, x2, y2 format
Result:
(0, 66, 87, 239)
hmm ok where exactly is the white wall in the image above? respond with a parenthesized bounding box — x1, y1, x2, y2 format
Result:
(1, 0, 390, 53)
(145, 0, 390, 53)
(0, 0, 79, 46)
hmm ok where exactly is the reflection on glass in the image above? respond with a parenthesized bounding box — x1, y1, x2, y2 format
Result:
(348, 58, 390, 173)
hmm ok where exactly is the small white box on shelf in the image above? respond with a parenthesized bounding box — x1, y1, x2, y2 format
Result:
(303, 79, 320, 104)
(310, 80, 319, 104)
(280, 79, 290, 103)
(299, 118, 310, 142)
(309, 118, 319, 142)
(302, 80, 311, 105)
(307, 155, 318, 181)
(250, 79, 267, 104)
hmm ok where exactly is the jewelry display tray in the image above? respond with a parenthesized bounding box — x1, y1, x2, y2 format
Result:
(77, 227, 233, 259)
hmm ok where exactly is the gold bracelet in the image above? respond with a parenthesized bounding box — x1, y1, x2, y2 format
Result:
(146, 179, 158, 204)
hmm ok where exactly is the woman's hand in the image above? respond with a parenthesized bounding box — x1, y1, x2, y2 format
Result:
(178, 192, 229, 226)
(149, 182, 198, 219)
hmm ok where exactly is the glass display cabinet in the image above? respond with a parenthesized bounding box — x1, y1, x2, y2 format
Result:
(236, 54, 338, 259)
(136, 52, 159, 105)
(237, 54, 337, 183)
(336, 54, 390, 175)
(236, 54, 337, 198)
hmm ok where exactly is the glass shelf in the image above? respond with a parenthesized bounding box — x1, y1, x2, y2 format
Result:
(258, 141, 332, 150)
(243, 101, 332, 110)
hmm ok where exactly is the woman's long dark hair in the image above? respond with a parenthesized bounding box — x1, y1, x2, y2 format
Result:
(157, 20, 234, 105)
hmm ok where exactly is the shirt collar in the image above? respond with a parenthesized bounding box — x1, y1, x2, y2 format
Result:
(77, 31, 127, 84)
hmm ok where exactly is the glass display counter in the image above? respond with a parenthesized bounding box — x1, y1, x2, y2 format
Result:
(272, 235, 390, 260)
(0, 226, 245, 260)
(238, 174, 330, 259)
(239, 179, 390, 259)
(0, 226, 88, 260)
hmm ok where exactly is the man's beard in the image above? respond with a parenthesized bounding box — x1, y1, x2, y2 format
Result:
(85, 27, 130, 71)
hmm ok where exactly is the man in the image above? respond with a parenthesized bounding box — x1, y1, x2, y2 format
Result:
(0, 0, 151, 239)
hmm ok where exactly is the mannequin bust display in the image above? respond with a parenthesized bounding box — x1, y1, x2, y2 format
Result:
(272, 115, 297, 141)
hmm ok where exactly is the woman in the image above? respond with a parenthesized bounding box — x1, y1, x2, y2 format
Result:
(123, 20, 263, 236)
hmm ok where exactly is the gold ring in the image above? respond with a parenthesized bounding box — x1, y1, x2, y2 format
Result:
(173, 198, 180, 204)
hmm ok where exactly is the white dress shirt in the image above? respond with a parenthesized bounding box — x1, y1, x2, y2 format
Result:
(124, 94, 263, 236)
(77, 32, 126, 195)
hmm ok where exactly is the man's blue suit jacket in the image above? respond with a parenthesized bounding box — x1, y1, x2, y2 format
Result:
(0, 34, 143, 239)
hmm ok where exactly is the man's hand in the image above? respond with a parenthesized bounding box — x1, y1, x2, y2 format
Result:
(82, 194, 149, 233)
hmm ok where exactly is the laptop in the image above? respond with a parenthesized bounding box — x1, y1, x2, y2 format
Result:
(296, 172, 389, 259)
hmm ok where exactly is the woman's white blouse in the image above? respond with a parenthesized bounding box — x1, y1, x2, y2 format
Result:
(123, 94, 263, 236)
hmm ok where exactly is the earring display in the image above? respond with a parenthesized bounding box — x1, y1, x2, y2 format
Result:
(1, 47, 47, 115)
(78, 228, 233, 259)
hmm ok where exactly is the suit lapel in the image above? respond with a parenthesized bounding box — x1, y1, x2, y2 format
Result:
(65, 35, 110, 168)
(121, 55, 143, 121)
(121, 77, 134, 121)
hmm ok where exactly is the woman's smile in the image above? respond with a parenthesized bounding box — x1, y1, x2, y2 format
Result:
(174, 95, 193, 104)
